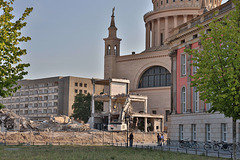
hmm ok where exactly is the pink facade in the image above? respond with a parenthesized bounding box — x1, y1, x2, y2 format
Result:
(176, 47, 187, 114)
(176, 42, 201, 113)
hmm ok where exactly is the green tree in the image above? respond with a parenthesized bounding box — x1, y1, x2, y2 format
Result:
(0, 103, 4, 109)
(185, 1, 240, 159)
(0, 0, 32, 99)
(72, 93, 103, 123)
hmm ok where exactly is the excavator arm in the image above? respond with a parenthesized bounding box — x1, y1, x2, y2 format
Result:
(118, 97, 131, 122)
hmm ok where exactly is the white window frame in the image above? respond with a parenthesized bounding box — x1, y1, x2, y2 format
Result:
(179, 124, 184, 140)
(192, 52, 199, 74)
(181, 54, 186, 76)
(206, 103, 212, 111)
(193, 58, 199, 73)
(206, 124, 211, 142)
(192, 124, 197, 141)
(193, 87, 199, 112)
(221, 123, 227, 142)
(181, 87, 186, 113)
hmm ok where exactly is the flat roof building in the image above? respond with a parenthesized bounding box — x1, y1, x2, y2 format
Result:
(0, 76, 103, 121)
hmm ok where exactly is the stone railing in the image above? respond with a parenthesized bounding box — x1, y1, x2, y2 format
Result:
(176, 1, 233, 35)
(219, 3, 232, 14)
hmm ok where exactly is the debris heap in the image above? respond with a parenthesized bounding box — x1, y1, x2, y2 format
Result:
(0, 108, 35, 131)
(0, 109, 90, 132)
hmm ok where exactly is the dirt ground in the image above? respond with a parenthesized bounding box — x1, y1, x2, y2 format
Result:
(0, 131, 167, 145)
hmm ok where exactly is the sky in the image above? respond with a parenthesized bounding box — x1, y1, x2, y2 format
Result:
(13, 0, 228, 80)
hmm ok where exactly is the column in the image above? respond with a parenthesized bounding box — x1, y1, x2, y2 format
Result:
(152, 20, 155, 47)
(213, 0, 215, 8)
(153, 120, 156, 133)
(157, 18, 161, 46)
(206, 0, 209, 8)
(183, 15, 188, 23)
(173, 15, 178, 28)
(144, 99, 147, 114)
(91, 79, 95, 129)
(108, 98, 112, 125)
(146, 22, 150, 49)
(108, 82, 112, 126)
(145, 24, 148, 50)
(144, 117, 147, 133)
(164, 16, 168, 40)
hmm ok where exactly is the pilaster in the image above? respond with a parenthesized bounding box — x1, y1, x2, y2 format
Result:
(164, 17, 168, 40)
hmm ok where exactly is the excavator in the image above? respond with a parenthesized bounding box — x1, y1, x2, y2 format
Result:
(108, 97, 132, 131)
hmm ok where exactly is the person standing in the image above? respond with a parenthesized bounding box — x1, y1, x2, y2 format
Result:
(157, 133, 161, 146)
(129, 133, 134, 147)
(161, 134, 164, 146)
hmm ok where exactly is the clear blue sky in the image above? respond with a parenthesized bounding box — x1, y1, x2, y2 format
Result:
(14, 0, 228, 80)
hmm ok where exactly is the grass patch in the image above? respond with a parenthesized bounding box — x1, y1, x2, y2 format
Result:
(0, 145, 228, 160)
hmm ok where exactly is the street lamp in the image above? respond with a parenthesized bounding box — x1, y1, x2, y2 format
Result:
(125, 115, 130, 147)
(111, 127, 114, 146)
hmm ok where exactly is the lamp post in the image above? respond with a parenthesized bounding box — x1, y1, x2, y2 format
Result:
(125, 115, 130, 148)
(111, 127, 113, 146)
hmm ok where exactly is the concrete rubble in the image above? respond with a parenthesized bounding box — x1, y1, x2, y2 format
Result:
(0, 109, 90, 132)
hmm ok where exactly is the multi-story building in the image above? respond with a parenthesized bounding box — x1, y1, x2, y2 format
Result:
(0, 76, 103, 121)
(167, 1, 236, 142)
(103, 0, 222, 130)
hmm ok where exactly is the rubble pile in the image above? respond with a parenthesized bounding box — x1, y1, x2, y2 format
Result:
(0, 109, 35, 132)
(0, 109, 90, 132)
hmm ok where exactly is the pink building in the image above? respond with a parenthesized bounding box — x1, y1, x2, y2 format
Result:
(167, 1, 237, 143)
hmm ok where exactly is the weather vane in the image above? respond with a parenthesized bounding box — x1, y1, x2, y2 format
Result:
(112, 7, 115, 16)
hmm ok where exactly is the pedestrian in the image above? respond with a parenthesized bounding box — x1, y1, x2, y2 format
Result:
(157, 133, 161, 146)
(129, 133, 134, 147)
(161, 134, 164, 146)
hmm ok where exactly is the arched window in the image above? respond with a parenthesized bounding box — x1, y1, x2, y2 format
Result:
(107, 45, 111, 55)
(114, 45, 117, 55)
(138, 66, 171, 88)
(181, 87, 186, 113)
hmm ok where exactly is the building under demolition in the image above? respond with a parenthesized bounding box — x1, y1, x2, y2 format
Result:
(89, 78, 164, 133)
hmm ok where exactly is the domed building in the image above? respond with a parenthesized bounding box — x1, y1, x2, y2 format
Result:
(102, 0, 222, 132)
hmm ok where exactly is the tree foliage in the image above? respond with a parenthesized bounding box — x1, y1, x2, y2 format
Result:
(185, 1, 240, 159)
(72, 93, 103, 123)
(0, 0, 33, 98)
(0, 103, 4, 109)
(185, 0, 240, 120)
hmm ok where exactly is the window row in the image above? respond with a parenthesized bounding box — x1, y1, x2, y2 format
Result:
(6, 102, 59, 109)
(181, 54, 199, 77)
(180, 86, 211, 113)
(21, 82, 58, 89)
(75, 89, 87, 94)
(15, 108, 58, 115)
(74, 82, 88, 88)
(13, 88, 59, 97)
(107, 45, 117, 55)
(1, 95, 59, 104)
(179, 123, 227, 142)
(155, 0, 199, 8)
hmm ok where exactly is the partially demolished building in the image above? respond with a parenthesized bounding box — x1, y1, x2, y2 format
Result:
(90, 78, 164, 132)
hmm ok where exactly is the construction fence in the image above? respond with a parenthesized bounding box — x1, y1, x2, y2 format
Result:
(0, 131, 166, 146)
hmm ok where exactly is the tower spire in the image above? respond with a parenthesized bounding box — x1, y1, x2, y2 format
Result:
(110, 8, 116, 27)
(104, 7, 121, 56)
(108, 7, 118, 38)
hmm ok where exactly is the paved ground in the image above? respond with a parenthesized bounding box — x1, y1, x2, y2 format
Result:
(116, 142, 238, 159)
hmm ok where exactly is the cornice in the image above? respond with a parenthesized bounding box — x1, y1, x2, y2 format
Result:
(116, 54, 169, 63)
